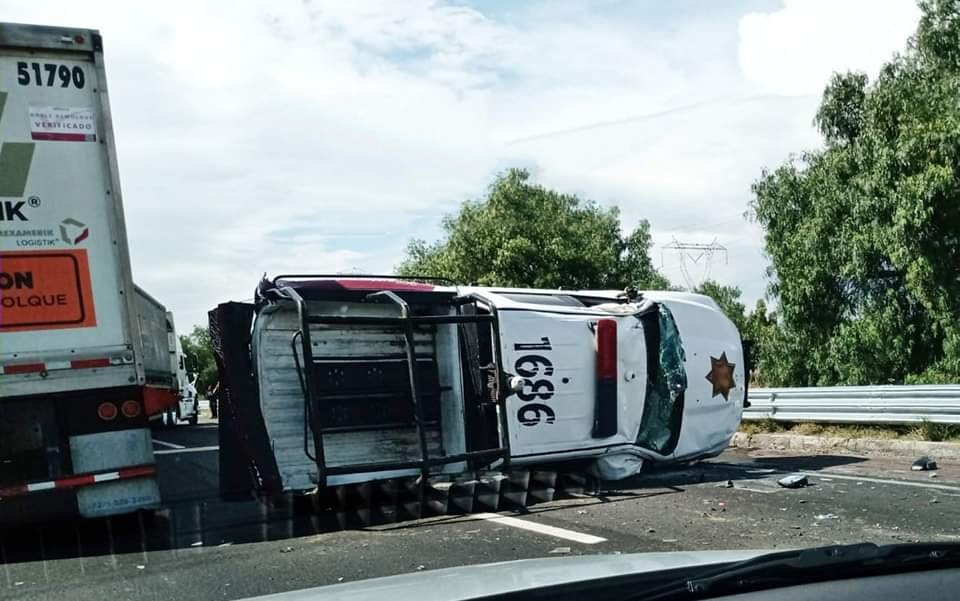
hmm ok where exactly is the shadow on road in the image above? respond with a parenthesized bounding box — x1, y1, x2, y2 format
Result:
(603, 454, 868, 493)
(0, 469, 593, 570)
(744, 454, 868, 471)
(0, 453, 871, 578)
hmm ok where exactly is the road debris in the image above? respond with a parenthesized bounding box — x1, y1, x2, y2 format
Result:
(911, 456, 938, 471)
(416, 565, 426, 571)
(778, 474, 808, 489)
(930, 473, 939, 478)
(549, 547, 571, 554)
(715, 480, 734, 488)
(281, 546, 294, 553)
(815, 513, 839, 520)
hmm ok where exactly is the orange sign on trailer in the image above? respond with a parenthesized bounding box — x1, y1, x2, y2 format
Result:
(0, 249, 97, 331)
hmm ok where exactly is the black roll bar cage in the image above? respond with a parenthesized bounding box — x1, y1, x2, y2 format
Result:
(271, 279, 510, 488)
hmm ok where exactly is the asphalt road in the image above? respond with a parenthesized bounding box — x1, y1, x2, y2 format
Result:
(2, 419, 959, 601)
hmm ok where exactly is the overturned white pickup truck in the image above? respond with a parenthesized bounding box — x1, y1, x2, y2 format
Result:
(210, 276, 746, 497)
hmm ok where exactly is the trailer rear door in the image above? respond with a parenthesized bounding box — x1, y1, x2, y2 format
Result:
(0, 24, 142, 396)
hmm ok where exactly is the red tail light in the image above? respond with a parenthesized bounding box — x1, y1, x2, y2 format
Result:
(3, 363, 45, 375)
(594, 319, 618, 438)
(97, 402, 118, 421)
(596, 319, 617, 379)
(70, 358, 111, 369)
(121, 400, 141, 418)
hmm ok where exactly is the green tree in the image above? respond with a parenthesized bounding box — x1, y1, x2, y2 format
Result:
(749, 0, 960, 385)
(398, 169, 669, 290)
(692, 281, 778, 385)
(179, 326, 218, 396)
(693, 281, 747, 330)
(741, 299, 779, 387)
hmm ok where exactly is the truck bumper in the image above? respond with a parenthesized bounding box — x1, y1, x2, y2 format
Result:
(0, 465, 159, 526)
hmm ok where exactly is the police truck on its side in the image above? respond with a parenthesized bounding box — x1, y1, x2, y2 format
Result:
(0, 23, 181, 524)
(212, 276, 746, 500)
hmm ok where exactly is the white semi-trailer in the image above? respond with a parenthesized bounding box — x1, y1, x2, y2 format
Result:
(0, 23, 179, 524)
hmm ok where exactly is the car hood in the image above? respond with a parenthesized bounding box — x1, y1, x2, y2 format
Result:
(245, 550, 766, 601)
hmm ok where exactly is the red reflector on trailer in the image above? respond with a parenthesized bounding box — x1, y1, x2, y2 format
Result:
(595, 319, 618, 379)
(121, 400, 141, 418)
(97, 402, 118, 421)
(0, 465, 157, 499)
(3, 363, 45, 375)
(70, 358, 111, 369)
(118, 465, 157, 479)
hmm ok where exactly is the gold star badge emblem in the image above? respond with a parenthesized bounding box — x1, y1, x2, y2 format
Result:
(705, 352, 736, 400)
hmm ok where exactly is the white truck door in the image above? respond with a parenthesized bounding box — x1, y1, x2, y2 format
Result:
(497, 309, 647, 460)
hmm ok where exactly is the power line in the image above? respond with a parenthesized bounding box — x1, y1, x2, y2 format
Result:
(505, 94, 787, 145)
(661, 238, 728, 289)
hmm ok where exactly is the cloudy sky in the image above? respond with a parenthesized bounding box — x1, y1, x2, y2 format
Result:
(8, 0, 920, 329)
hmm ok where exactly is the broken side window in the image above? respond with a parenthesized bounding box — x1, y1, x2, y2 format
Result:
(636, 304, 687, 455)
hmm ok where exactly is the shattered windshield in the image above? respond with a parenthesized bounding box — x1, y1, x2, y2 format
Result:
(2, 2, 958, 601)
(636, 305, 687, 455)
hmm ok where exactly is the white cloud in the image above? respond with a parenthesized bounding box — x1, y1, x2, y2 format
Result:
(738, 0, 921, 95)
(3, 0, 923, 329)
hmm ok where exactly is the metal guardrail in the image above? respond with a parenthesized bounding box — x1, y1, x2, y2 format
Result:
(744, 385, 960, 425)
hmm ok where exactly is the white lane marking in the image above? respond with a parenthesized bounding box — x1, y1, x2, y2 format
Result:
(154, 446, 219, 455)
(473, 513, 606, 545)
(152, 439, 185, 449)
(802, 471, 960, 494)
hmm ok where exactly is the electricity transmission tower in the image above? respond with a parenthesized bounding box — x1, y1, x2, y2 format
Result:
(661, 238, 728, 289)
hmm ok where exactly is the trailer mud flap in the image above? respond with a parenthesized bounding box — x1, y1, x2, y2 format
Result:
(210, 302, 283, 496)
(77, 479, 160, 518)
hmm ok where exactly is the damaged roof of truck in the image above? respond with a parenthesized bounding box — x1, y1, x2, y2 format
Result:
(256, 275, 458, 306)
(255, 275, 722, 316)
